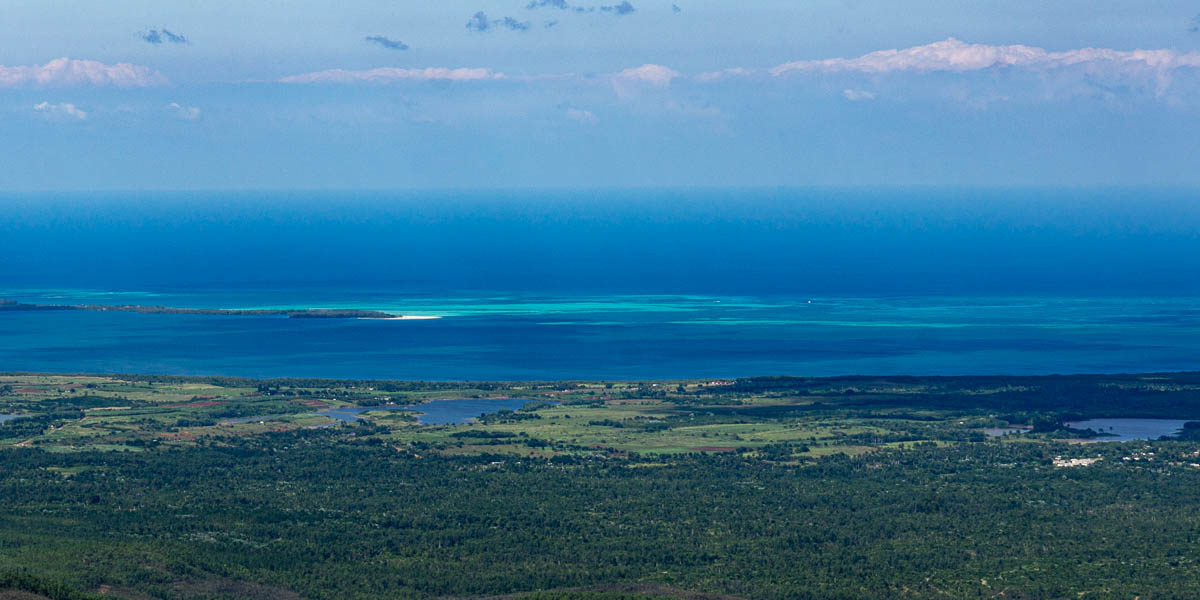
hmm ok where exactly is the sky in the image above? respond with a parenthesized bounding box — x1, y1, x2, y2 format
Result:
(2, 1, 1200, 190)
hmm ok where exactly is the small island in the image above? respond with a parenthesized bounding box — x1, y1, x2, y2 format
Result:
(0, 299, 397, 319)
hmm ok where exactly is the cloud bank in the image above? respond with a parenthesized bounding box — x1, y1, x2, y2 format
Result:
(280, 67, 505, 84)
(767, 38, 1200, 77)
(0, 58, 165, 87)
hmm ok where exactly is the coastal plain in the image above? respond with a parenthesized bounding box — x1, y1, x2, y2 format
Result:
(8, 372, 1198, 457)
(6, 372, 1200, 600)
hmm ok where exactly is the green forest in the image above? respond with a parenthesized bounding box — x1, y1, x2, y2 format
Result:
(3, 372, 1200, 599)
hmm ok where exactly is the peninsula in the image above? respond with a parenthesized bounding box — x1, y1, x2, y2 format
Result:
(0, 299, 397, 319)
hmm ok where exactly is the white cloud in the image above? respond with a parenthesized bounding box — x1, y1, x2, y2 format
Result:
(611, 64, 682, 99)
(279, 67, 504, 84)
(169, 102, 201, 120)
(842, 88, 876, 101)
(689, 39, 1200, 101)
(257, 39, 1200, 107)
(768, 38, 1200, 77)
(695, 67, 754, 82)
(613, 64, 681, 87)
(33, 101, 87, 121)
(0, 58, 165, 87)
(566, 108, 598, 123)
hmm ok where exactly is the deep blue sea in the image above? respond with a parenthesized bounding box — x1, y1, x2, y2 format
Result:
(2, 188, 1199, 380)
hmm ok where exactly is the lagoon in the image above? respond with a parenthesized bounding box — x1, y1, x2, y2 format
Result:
(319, 398, 536, 425)
(1065, 418, 1190, 442)
(7, 293, 1200, 381)
(983, 427, 1031, 437)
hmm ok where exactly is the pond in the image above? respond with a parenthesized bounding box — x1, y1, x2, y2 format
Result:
(983, 427, 1031, 437)
(1065, 418, 1191, 442)
(319, 397, 544, 425)
(221, 414, 295, 425)
(0, 414, 28, 424)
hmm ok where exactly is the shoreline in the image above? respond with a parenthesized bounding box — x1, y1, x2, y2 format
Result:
(4, 369, 1200, 385)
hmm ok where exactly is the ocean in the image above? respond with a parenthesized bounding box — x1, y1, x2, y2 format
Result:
(2, 187, 1199, 380)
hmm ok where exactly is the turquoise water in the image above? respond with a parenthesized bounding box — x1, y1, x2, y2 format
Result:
(2, 291, 1199, 379)
(3, 189, 1200, 379)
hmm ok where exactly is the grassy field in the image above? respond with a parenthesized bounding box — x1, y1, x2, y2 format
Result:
(3, 372, 1190, 457)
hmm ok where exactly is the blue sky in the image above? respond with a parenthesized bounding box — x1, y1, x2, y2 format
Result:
(3, 1, 1200, 189)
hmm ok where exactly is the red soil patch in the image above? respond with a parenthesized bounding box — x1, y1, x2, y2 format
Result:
(299, 399, 329, 408)
(13, 388, 42, 394)
(692, 446, 737, 452)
